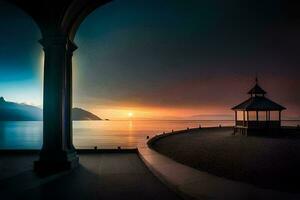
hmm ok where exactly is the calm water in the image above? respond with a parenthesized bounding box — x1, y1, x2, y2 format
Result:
(0, 120, 299, 149)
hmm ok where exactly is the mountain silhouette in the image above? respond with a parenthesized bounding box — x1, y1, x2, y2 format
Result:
(72, 107, 101, 120)
(0, 97, 102, 121)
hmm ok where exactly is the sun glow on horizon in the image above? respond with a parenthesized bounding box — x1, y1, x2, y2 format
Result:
(128, 112, 133, 118)
(81, 104, 236, 121)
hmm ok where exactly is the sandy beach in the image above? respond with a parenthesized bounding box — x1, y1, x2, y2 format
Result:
(150, 127, 300, 193)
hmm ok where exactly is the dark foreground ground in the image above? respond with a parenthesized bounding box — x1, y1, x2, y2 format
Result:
(0, 152, 181, 200)
(151, 127, 300, 193)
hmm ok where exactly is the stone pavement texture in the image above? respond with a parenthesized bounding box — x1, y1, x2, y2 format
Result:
(0, 152, 181, 200)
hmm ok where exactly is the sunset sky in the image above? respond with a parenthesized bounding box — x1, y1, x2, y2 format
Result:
(0, 0, 299, 120)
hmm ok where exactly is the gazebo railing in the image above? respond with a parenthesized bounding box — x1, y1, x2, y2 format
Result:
(236, 120, 281, 128)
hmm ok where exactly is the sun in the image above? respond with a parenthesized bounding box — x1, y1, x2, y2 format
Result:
(128, 112, 133, 118)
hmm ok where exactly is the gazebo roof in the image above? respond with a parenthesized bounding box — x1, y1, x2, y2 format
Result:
(232, 96, 286, 111)
(247, 84, 266, 95)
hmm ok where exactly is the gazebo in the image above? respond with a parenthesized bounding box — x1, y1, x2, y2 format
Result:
(232, 78, 286, 136)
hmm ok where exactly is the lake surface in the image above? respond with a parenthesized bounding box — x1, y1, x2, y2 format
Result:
(0, 120, 299, 149)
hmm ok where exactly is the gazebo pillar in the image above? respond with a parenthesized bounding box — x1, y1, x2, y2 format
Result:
(234, 111, 237, 123)
(246, 111, 249, 123)
(243, 111, 245, 126)
(256, 111, 259, 121)
(34, 35, 79, 174)
(279, 111, 282, 126)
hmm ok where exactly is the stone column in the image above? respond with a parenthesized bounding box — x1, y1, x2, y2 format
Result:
(65, 40, 77, 151)
(34, 35, 79, 174)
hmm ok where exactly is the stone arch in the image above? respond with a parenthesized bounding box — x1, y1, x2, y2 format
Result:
(61, 0, 112, 41)
(2, 0, 112, 174)
(2, 0, 46, 37)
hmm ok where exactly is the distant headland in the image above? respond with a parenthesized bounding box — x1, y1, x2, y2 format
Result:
(0, 97, 102, 121)
(72, 107, 102, 121)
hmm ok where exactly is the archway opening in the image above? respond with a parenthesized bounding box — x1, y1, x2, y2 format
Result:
(0, 0, 299, 151)
(0, 1, 43, 149)
(71, 0, 300, 149)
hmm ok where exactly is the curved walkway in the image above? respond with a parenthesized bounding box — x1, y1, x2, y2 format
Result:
(138, 128, 300, 200)
(0, 151, 181, 200)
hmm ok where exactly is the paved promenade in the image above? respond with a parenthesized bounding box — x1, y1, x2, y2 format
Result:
(140, 127, 300, 200)
(0, 152, 181, 200)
